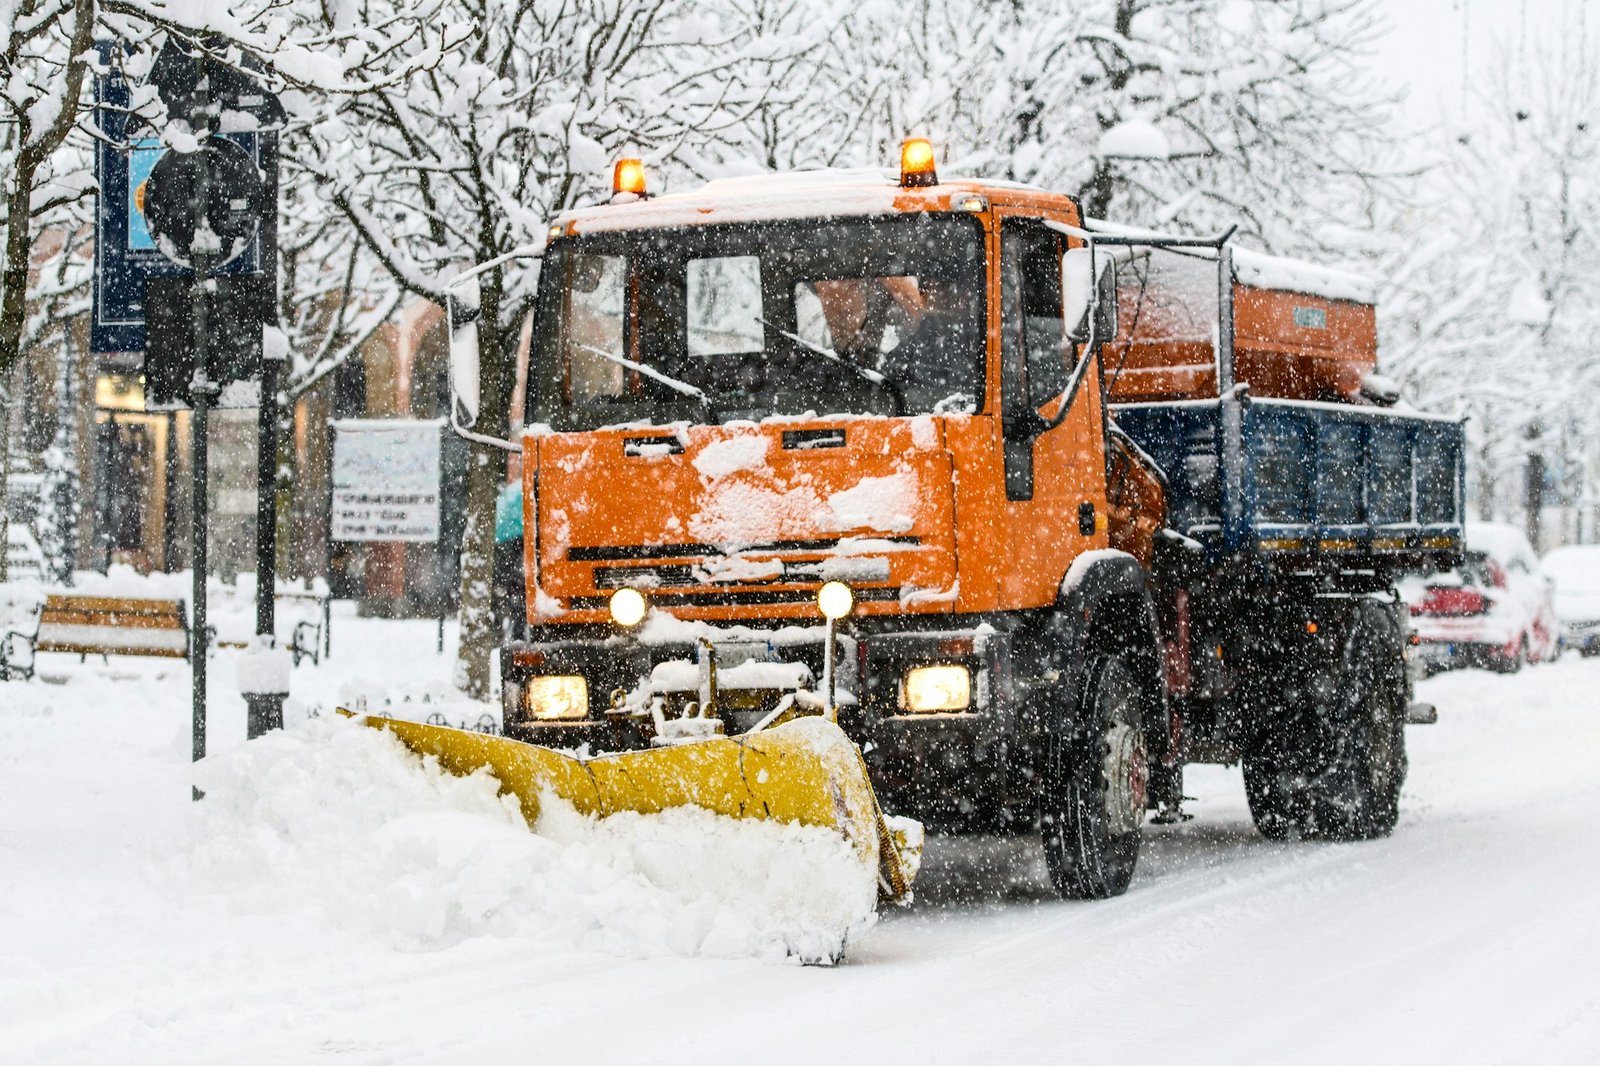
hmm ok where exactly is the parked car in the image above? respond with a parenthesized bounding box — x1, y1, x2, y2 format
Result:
(1404, 521, 1559, 674)
(1542, 544, 1600, 656)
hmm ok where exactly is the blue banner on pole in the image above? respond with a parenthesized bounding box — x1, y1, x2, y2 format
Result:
(91, 45, 277, 356)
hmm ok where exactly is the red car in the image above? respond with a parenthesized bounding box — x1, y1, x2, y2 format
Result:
(1405, 522, 1559, 674)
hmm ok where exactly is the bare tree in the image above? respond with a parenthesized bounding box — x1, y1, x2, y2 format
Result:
(2, 0, 460, 580)
(748, 0, 1399, 259)
(1379, 29, 1599, 533)
(290, 0, 820, 698)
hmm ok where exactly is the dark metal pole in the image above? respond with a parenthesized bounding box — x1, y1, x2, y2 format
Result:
(163, 410, 178, 572)
(191, 307, 215, 798)
(1216, 242, 1236, 396)
(95, 415, 115, 573)
(257, 332, 279, 643)
(190, 77, 215, 800)
(190, 377, 212, 784)
(824, 617, 838, 719)
(247, 349, 284, 737)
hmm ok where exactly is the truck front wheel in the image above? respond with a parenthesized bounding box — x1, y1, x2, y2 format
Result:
(1244, 600, 1407, 841)
(1039, 654, 1149, 899)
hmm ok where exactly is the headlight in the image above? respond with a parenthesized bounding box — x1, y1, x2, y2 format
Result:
(901, 664, 971, 713)
(525, 676, 588, 720)
(817, 580, 855, 620)
(609, 587, 647, 627)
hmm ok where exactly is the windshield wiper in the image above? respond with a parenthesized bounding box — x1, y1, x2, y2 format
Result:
(574, 342, 717, 420)
(756, 316, 905, 415)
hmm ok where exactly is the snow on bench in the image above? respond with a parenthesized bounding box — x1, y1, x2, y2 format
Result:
(33, 594, 192, 660)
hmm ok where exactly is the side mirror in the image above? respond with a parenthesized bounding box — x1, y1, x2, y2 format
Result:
(1062, 247, 1118, 344)
(446, 279, 481, 430)
(1034, 242, 1117, 436)
(1062, 247, 1094, 343)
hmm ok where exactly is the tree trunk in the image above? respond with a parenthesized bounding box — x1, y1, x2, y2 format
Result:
(1525, 450, 1545, 553)
(1473, 406, 1497, 521)
(0, 378, 10, 581)
(0, 163, 37, 584)
(453, 271, 511, 700)
(0, 0, 98, 582)
(276, 392, 295, 577)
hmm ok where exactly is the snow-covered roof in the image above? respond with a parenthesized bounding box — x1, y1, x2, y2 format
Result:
(1231, 247, 1377, 305)
(1465, 521, 1535, 562)
(555, 168, 1046, 234)
(1542, 544, 1600, 590)
(557, 168, 907, 233)
(1082, 217, 1378, 305)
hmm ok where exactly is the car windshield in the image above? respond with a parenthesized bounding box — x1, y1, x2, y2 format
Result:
(1457, 552, 1498, 588)
(529, 214, 986, 429)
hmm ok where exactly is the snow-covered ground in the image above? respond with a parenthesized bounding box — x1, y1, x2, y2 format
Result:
(3, 605, 1598, 1064)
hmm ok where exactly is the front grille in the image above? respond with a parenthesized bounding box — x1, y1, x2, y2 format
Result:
(594, 556, 892, 591)
(568, 535, 919, 562)
(568, 586, 903, 610)
(593, 564, 696, 589)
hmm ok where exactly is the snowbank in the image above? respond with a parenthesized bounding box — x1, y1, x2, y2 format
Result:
(183, 717, 876, 964)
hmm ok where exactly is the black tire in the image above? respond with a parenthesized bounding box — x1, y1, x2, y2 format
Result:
(1243, 757, 1298, 840)
(1039, 654, 1150, 899)
(1486, 635, 1525, 674)
(1244, 600, 1408, 842)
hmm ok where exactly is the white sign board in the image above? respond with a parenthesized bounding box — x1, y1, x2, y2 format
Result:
(331, 419, 443, 542)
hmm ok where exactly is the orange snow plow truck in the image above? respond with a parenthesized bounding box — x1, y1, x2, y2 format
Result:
(419, 141, 1463, 922)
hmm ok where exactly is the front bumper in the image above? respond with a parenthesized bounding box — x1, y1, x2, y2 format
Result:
(1412, 637, 1514, 670)
(1559, 618, 1600, 652)
(1409, 612, 1521, 649)
(501, 617, 1030, 828)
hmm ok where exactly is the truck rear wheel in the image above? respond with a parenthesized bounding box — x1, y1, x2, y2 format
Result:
(1244, 600, 1407, 841)
(1039, 654, 1149, 899)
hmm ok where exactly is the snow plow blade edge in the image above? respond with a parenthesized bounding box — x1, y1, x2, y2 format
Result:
(343, 712, 920, 901)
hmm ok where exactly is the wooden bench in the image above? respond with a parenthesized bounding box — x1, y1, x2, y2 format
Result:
(211, 588, 331, 665)
(278, 589, 331, 665)
(32, 594, 192, 661)
(0, 585, 43, 680)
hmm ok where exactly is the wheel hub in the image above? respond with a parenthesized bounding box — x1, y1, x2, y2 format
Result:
(1103, 722, 1148, 836)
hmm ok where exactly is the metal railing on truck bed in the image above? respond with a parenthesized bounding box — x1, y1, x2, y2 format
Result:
(1113, 390, 1465, 573)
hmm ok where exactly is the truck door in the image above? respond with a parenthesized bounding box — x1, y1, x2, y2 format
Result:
(996, 215, 1110, 607)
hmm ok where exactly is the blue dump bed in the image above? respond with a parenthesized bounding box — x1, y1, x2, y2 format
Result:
(1113, 392, 1465, 574)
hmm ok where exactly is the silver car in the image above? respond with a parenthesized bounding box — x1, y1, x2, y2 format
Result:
(1543, 544, 1600, 657)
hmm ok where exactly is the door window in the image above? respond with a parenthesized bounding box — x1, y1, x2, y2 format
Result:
(1001, 219, 1070, 411)
(561, 253, 627, 402)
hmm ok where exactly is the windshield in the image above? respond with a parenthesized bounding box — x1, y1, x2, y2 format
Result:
(530, 214, 986, 429)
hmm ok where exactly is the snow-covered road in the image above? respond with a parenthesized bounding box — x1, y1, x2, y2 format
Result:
(3, 615, 1597, 1065)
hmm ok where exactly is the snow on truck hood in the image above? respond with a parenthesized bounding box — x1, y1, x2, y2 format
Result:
(532, 417, 960, 615)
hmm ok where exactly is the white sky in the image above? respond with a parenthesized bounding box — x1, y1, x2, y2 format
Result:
(1372, 0, 1597, 124)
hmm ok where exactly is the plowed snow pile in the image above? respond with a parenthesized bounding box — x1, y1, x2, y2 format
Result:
(184, 717, 876, 964)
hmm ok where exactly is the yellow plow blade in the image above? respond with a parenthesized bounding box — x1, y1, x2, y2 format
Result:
(347, 712, 921, 902)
